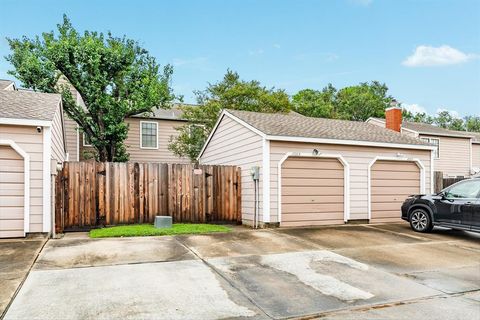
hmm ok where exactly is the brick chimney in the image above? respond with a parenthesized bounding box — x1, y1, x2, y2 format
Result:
(385, 100, 402, 132)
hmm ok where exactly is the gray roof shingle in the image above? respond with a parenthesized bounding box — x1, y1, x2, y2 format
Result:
(372, 117, 480, 142)
(0, 90, 61, 121)
(0, 80, 15, 90)
(227, 110, 430, 146)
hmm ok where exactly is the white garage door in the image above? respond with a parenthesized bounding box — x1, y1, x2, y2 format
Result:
(370, 160, 420, 223)
(0, 145, 25, 238)
(281, 157, 345, 227)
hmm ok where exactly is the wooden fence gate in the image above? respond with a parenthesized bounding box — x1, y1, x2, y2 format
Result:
(55, 162, 241, 232)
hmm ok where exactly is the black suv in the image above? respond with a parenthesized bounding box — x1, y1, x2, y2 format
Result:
(401, 177, 480, 233)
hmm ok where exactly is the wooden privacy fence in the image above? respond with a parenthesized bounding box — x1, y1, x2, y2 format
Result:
(433, 171, 465, 193)
(55, 162, 241, 232)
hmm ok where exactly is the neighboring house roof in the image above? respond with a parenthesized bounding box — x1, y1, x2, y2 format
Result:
(0, 90, 61, 121)
(225, 109, 431, 146)
(132, 103, 199, 121)
(370, 117, 478, 140)
(0, 79, 15, 90)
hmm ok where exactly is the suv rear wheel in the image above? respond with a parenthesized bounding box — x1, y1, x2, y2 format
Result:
(409, 209, 433, 233)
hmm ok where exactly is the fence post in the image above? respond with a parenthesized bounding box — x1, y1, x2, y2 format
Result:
(434, 171, 443, 193)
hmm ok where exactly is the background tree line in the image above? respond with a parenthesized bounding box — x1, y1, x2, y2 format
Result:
(7, 16, 479, 162)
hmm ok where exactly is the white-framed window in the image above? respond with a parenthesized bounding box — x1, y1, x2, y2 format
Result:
(83, 133, 92, 147)
(421, 137, 440, 159)
(140, 121, 158, 149)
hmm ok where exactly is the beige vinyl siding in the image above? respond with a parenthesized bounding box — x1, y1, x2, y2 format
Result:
(0, 145, 24, 237)
(270, 141, 432, 222)
(78, 118, 191, 163)
(0, 124, 44, 232)
(473, 144, 480, 169)
(199, 116, 263, 224)
(63, 116, 79, 161)
(281, 157, 344, 227)
(370, 161, 420, 223)
(124, 118, 190, 163)
(50, 104, 66, 163)
(420, 134, 470, 177)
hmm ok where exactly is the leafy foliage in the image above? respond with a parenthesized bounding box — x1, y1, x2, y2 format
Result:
(6, 15, 176, 161)
(169, 70, 292, 161)
(293, 81, 393, 121)
(404, 109, 480, 133)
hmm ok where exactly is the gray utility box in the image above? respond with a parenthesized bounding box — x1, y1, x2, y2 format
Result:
(154, 216, 173, 229)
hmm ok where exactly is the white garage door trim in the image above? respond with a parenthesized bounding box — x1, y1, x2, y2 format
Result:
(0, 139, 30, 235)
(367, 156, 425, 220)
(278, 152, 350, 224)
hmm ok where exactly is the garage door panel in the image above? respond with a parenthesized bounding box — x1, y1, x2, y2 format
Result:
(371, 171, 419, 180)
(371, 186, 420, 195)
(372, 194, 413, 203)
(282, 212, 345, 222)
(371, 202, 404, 211)
(282, 159, 343, 170)
(371, 179, 420, 187)
(371, 162, 419, 172)
(282, 186, 344, 196)
(282, 203, 344, 214)
(0, 219, 24, 230)
(282, 195, 344, 204)
(0, 208, 24, 219)
(282, 178, 344, 187)
(0, 230, 24, 238)
(281, 157, 344, 226)
(370, 160, 420, 223)
(282, 169, 344, 179)
(0, 145, 24, 238)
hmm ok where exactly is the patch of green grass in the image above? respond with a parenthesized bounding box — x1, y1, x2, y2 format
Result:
(89, 223, 231, 238)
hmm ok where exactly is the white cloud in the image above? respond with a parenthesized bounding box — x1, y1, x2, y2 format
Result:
(402, 103, 427, 115)
(402, 45, 477, 67)
(273, 43, 281, 49)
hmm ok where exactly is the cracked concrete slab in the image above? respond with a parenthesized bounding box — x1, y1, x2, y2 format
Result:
(275, 224, 426, 249)
(334, 242, 480, 274)
(176, 229, 319, 258)
(5, 260, 263, 320)
(320, 292, 480, 320)
(0, 238, 46, 315)
(208, 250, 440, 319)
(35, 236, 196, 270)
(404, 265, 480, 294)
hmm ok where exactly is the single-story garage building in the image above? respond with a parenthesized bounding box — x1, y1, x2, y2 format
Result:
(0, 86, 66, 238)
(198, 109, 435, 227)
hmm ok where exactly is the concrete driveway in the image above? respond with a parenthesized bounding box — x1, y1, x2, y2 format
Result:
(0, 235, 47, 317)
(3, 224, 480, 320)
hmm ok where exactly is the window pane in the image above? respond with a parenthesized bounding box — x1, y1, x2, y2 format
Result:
(445, 181, 480, 199)
(141, 122, 157, 148)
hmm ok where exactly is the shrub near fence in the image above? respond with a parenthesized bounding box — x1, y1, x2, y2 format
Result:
(55, 161, 241, 232)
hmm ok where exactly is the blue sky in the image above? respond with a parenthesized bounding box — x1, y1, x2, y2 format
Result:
(0, 0, 479, 116)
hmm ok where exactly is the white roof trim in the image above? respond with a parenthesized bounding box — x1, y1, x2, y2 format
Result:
(0, 118, 52, 127)
(266, 135, 436, 151)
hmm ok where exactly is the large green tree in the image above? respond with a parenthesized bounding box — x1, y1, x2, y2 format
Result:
(6, 15, 176, 161)
(465, 116, 480, 132)
(292, 84, 336, 118)
(169, 70, 292, 161)
(293, 81, 392, 121)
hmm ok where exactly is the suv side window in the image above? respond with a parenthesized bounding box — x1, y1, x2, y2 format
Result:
(444, 180, 480, 199)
